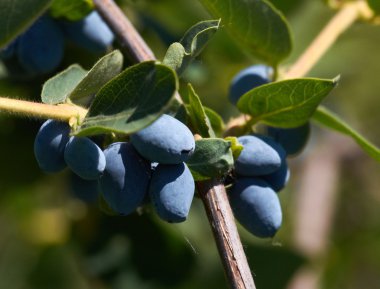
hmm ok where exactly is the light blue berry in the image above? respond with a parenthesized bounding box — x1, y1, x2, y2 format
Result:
(230, 177, 282, 238)
(150, 163, 195, 223)
(131, 114, 195, 164)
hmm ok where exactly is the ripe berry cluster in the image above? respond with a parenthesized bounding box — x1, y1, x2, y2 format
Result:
(34, 114, 196, 223)
(228, 65, 310, 238)
(0, 11, 114, 76)
(33, 63, 310, 238)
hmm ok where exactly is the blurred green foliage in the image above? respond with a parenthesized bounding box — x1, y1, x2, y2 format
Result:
(0, 0, 380, 288)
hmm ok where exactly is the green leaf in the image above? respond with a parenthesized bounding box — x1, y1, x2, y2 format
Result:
(41, 64, 87, 104)
(237, 77, 339, 128)
(0, 0, 52, 47)
(69, 50, 124, 107)
(163, 19, 220, 75)
(50, 0, 93, 21)
(180, 19, 221, 56)
(199, 0, 292, 65)
(187, 138, 234, 181)
(367, 0, 380, 15)
(186, 84, 215, 138)
(204, 106, 225, 137)
(312, 106, 380, 162)
(40, 50, 123, 106)
(74, 61, 178, 137)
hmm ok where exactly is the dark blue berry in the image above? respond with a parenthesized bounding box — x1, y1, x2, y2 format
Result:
(229, 65, 272, 105)
(18, 16, 64, 74)
(61, 11, 114, 54)
(34, 119, 70, 173)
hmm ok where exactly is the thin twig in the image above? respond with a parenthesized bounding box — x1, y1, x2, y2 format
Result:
(93, 0, 155, 62)
(0, 97, 87, 123)
(93, 0, 255, 288)
(197, 179, 256, 289)
(284, 1, 372, 79)
(93, 0, 183, 103)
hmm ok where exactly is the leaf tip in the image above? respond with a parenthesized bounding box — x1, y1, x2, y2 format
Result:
(333, 75, 341, 86)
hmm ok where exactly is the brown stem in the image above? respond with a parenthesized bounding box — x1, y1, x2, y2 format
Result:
(93, 0, 183, 103)
(198, 179, 256, 289)
(93, 0, 155, 62)
(93, 1, 255, 288)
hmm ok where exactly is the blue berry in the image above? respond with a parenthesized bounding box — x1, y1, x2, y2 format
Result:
(149, 163, 195, 223)
(131, 114, 195, 164)
(64, 137, 106, 180)
(18, 16, 64, 74)
(61, 11, 114, 54)
(69, 173, 99, 203)
(34, 119, 70, 173)
(235, 135, 282, 176)
(262, 159, 290, 192)
(230, 177, 282, 238)
(267, 123, 310, 156)
(259, 136, 289, 192)
(100, 142, 151, 215)
(229, 65, 272, 105)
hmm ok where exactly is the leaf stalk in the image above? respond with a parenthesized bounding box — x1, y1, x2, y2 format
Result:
(0, 96, 87, 123)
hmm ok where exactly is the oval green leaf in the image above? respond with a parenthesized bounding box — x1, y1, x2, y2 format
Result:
(180, 19, 221, 56)
(41, 50, 123, 106)
(74, 61, 178, 137)
(69, 50, 123, 107)
(0, 0, 52, 47)
(199, 0, 292, 65)
(187, 138, 234, 181)
(41, 64, 87, 104)
(312, 106, 380, 162)
(237, 77, 339, 128)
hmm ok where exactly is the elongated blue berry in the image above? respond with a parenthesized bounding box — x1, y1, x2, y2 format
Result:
(61, 11, 114, 54)
(267, 123, 310, 156)
(34, 119, 70, 173)
(229, 65, 272, 105)
(150, 163, 195, 223)
(64, 137, 106, 180)
(18, 16, 64, 74)
(131, 114, 195, 164)
(100, 142, 151, 215)
(235, 135, 282, 176)
(230, 178, 282, 238)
